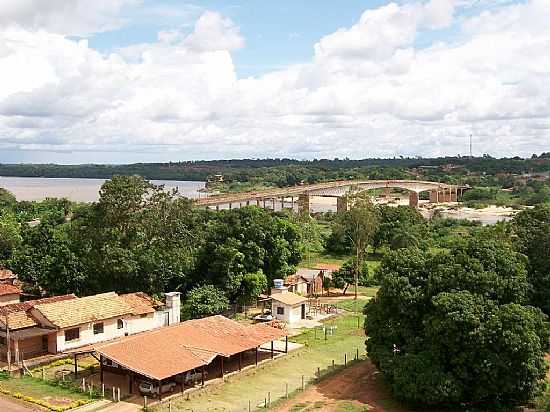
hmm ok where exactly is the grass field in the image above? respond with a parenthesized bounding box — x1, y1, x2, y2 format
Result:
(0, 373, 95, 410)
(153, 313, 367, 412)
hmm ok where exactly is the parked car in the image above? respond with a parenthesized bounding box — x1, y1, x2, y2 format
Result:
(254, 312, 273, 322)
(182, 370, 208, 385)
(138, 380, 177, 395)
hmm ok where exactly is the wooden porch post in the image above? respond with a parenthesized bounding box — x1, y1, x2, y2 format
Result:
(74, 354, 78, 378)
(99, 355, 104, 384)
(271, 341, 274, 359)
(158, 379, 162, 400)
(201, 365, 205, 386)
(255, 346, 259, 366)
(239, 352, 242, 371)
(285, 336, 288, 353)
(220, 357, 224, 378)
(129, 372, 133, 394)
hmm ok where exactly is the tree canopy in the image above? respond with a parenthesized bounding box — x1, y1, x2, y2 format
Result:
(365, 238, 549, 410)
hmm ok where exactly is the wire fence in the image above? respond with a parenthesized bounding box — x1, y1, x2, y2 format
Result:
(156, 348, 367, 412)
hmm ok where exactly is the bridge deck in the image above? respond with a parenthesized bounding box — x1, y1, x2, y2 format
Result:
(196, 180, 460, 206)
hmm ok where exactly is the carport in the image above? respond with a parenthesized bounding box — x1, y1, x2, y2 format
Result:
(90, 315, 287, 400)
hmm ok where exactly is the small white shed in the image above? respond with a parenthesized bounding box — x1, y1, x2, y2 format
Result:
(271, 292, 308, 324)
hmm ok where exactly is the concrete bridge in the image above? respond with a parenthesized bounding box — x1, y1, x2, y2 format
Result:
(196, 179, 465, 214)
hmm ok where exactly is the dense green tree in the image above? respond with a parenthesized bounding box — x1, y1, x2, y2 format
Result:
(332, 258, 371, 294)
(0, 211, 22, 262)
(365, 237, 548, 410)
(235, 271, 268, 306)
(10, 212, 86, 295)
(193, 207, 302, 299)
(182, 285, 229, 319)
(0, 188, 16, 210)
(71, 176, 199, 295)
(513, 205, 550, 314)
(373, 205, 426, 251)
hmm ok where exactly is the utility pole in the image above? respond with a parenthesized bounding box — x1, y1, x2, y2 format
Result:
(469, 134, 473, 158)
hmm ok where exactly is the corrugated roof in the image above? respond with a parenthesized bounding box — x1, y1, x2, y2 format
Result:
(0, 283, 21, 296)
(118, 292, 158, 315)
(271, 292, 308, 306)
(93, 315, 287, 381)
(33, 292, 133, 329)
(0, 295, 77, 330)
(295, 268, 322, 281)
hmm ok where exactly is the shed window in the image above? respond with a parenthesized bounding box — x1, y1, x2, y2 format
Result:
(277, 306, 284, 315)
(93, 322, 104, 335)
(117, 319, 124, 329)
(65, 328, 79, 342)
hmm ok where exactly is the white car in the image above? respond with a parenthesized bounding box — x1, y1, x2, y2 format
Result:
(138, 380, 177, 395)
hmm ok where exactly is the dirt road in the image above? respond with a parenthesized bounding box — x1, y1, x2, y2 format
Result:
(272, 361, 407, 412)
(0, 395, 35, 411)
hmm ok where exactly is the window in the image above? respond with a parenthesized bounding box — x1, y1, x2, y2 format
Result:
(277, 306, 284, 315)
(93, 322, 104, 335)
(65, 328, 79, 342)
(117, 319, 124, 329)
(0, 336, 6, 345)
(140, 313, 148, 318)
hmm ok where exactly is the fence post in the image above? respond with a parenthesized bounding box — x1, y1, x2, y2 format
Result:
(41, 367, 45, 380)
(344, 353, 347, 365)
(82, 378, 86, 392)
(286, 382, 288, 399)
(268, 391, 271, 407)
(317, 367, 320, 379)
(102, 384, 105, 398)
(332, 360, 335, 369)
(356, 348, 359, 360)
(112, 387, 116, 401)
(117, 387, 121, 402)
(301, 375, 304, 391)
(169, 401, 172, 412)
(249, 400, 251, 412)
(144, 395, 147, 408)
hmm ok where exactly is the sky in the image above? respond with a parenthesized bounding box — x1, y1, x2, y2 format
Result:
(0, 0, 549, 164)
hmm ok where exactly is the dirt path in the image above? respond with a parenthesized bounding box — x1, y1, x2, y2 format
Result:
(272, 361, 407, 412)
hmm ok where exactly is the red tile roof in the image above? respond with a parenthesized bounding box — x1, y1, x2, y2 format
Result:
(0, 283, 21, 297)
(93, 315, 287, 381)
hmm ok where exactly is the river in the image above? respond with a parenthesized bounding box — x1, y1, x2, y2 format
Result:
(0, 176, 205, 202)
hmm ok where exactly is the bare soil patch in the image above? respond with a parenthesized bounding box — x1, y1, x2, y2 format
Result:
(273, 360, 408, 412)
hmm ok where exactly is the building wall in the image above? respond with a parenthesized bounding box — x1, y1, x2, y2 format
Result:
(55, 313, 160, 352)
(272, 303, 304, 324)
(0, 294, 20, 306)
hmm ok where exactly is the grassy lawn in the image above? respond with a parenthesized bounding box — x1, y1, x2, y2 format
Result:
(0, 372, 96, 410)
(153, 313, 367, 412)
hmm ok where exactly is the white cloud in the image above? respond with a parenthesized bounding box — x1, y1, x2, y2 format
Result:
(0, 0, 549, 161)
(0, 0, 141, 36)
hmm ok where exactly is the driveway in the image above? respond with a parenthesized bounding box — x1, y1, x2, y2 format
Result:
(0, 395, 35, 411)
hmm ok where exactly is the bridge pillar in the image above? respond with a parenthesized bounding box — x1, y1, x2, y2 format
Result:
(336, 197, 348, 213)
(408, 192, 419, 208)
(450, 187, 457, 202)
(298, 193, 310, 216)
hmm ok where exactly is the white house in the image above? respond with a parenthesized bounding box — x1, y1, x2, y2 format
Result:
(270, 279, 308, 324)
(0, 291, 181, 363)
